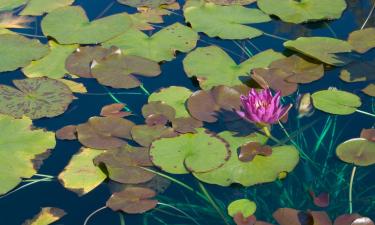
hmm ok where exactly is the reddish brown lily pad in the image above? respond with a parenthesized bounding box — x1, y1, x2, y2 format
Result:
(360, 129, 375, 142)
(145, 114, 169, 126)
(131, 124, 177, 147)
(142, 101, 176, 123)
(252, 68, 298, 96)
(100, 103, 131, 118)
(362, 84, 375, 97)
(309, 191, 329, 208)
(106, 187, 158, 214)
(234, 213, 257, 225)
(238, 142, 272, 162)
(56, 125, 77, 140)
(351, 217, 375, 225)
(334, 214, 362, 225)
(172, 117, 203, 133)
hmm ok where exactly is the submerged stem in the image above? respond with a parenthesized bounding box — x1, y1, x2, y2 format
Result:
(0, 177, 52, 199)
(83, 206, 107, 225)
(157, 202, 201, 225)
(140, 84, 150, 96)
(119, 212, 126, 225)
(356, 109, 375, 118)
(349, 166, 357, 214)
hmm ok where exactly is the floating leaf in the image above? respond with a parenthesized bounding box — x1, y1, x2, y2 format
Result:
(22, 207, 66, 225)
(142, 101, 176, 123)
(0, 115, 55, 195)
(0, 0, 26, 12)
(0, 33, 49, 72)
(257, 0, 346, 24)
(41, 6, 131, 44)
(0, 12, 33, 28)
(20, 0, 74, 16)
(206, 0, 256, 6)
(184, 0, 270, 39)
(117, 0, 175, 8)
(284, 37, 352, 66)
(309, 191, 330, 208)
(131, 124, 177, 147)
(172, 116, 203, 133)
(351, 217, 375, 225)
(233, 214, 257, 225)
(273, 208, 331, 225)
(334, 214, 362, 225)
(183, 46, 284, 90)
(107, 187, 158, 214)
(23, 41, 78, 79)
(348, 27, 375, 54)
(336, 138, 375, 166)
(58, 79, 87, 93)
(228, 199, 256, 218)
(129, 9, 165, 30)
(100, 103, 131, 118)
(311, 89, 361, 115)
(340, 60, 375, 83)
(238, 142, 272, 162)
(104, 23, 198, 62)
(362, 83, 375, 97)
(91, 53, 161, 89)
(252, 68, 298, 96)
(150, 128, 230, 174)
(361, 129, 375, 142)
(0, 78, 73, 119)
(58, 148, 106, 195)
(56, 125, 77, 140)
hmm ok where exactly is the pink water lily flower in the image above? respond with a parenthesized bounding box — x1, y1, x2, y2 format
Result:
(237, 88, 291, 125)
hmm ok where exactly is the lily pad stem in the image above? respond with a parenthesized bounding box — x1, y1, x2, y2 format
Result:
(83, 206, 107, 225)
(119, 212, 126, 225)
(157, 202, 201, 225)
(262, 32, 290, 41)
(0, 177, 52, 199)
(349, 165, 357, 214)
(140, 84, 150, 96)
(355, 109, 375, 118)
(106, 89, 131, 112)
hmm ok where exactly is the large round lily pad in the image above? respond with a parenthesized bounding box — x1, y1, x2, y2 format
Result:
(150, 128, 230, 174)
(336, 138, 375, 166)
(0, 33, 49, 72)
(228, 199, 256, 217)
(20, 0, 74, 16)
(183, 0, 270, 40)
(257, 0, 347, 24)
(0, 78, 74, 119)
(41, 6, 131, 44)
(311, 89, 361, 115)
(0, 115, 56, 195)
(103, 23, 198, 62)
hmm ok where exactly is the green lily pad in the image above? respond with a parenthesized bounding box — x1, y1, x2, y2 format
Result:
(0, 33, 49, 72)
(20, 0, 74, 16)
(284, 37, 352, 66)
(0, 0, 26, 11)
(0, 78, 73, 119)
(183, 46, 284, 90)
(150, 128, 230, 174)
(311, 89, 361, 115)
(336, 138, 375, 166)
(58, 148, 106, 196)
(257, 0, 346, 24)
(348, 27, 375, 54)
(183, 0, 270, 40)
(228, 199, 256, 217)
(117, 0, 175, 9)
(0, 115, 55, 195)
(41, 6, 131, 44)
(194, 131, 299, 186)
(148, 86, 193, 118)
(23, 41, 78, 79)
(362, 83, 375, 97)
(206, 0, 256, 5)
(23, 207, 66, 225)
(103, 23, 198, 62)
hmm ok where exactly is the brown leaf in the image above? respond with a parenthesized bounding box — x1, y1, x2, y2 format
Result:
(233, 213, 257, 225)
(238, 142, 272, 162)
(172, 117, 203, 133)
(252, 68, 298, 96)
(142, 101, 176, 122)
(334, 214, 362, 225)
(56, 125, 77, 140)
(360, 128, 375, 142)
(0, 13, 33, 29)
(100, 103, 131, 118)
(309, 191, 330, 208)
(131, 124, 177, 147)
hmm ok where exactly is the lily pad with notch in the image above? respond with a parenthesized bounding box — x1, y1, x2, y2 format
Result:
(336, 138, 375, 166)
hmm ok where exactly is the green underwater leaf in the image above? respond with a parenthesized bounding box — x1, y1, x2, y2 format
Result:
(23, 41, 78, 79)
(194, 131, 299, 186)
(183, 0, 270, 39)
(150, 128, 230, 174)
(23, 207, 66, 225)
(284, 37, 352, 66)
(0, 78, 74, 119)
(336, 138, 375, 166)
(0, 33, 49, 72)
(228, 199, 256, 217)
(117, 0, 175, 8)
(0, 115, 56, 195)
(257, 0, 347, 24)
(0, 0, 26, 12)
(41, 6, 131, 44)
(58, 148, 106, 196)
(103, 23, 198, 62)
(348, 27, 375, 54)
(311, 89, 361, 115)
(183, 46, 284, 90)
(20, 0, 75, 16)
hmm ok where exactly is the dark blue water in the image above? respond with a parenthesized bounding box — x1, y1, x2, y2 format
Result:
(0, 0, 374, 224)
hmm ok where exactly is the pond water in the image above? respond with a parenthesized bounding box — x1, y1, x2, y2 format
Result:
(0, 0, 374, 224)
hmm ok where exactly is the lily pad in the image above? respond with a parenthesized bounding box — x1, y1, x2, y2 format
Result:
(194, 131, 299, 186)
(362, 83, 375, 97)
(103, 23, 198, 62)
(22, 207, 66, 225)
(351, 217, 375, 225)
(58, 79, 87, 93)
(142, 101, 176, 122)
(58, 148, 106, 196)
(257, 0, 347, 24)
(238, 142, 272, 162)
(0, 115, 55, 195)
(183, 46, 284, 90)
(20, 0, 74, 16)
(171, 117, 203, 133)
(284, 37, 352, 66)
(131, 124, 177, 147)
(100, 103, 131, 118)
(228, 199, 256, 218)
(0, 0, 26, 12)
(336, 138, 375, 166)
(348, 27, 375, 54)
(340, 60, 375, 83)
(206, 0, 256, 6)
(56, 125, 77, 140)
(23, 41, 78, 79)
(150, 128, 230, 174)
(91, 53, 161, 89)
(252, 68, 298, 96)
(183, 0, 270, 39)
(311, 89, 361, 115)
(41, 6, 131, 44)
(361, 129, 375, 142)
(0, 33, 49, 72)
(0, 78, 73, 119)
(117, 0, 175, 8)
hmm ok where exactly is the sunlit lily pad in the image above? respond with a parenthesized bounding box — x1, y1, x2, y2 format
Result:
(0, 0, 26, 12)
(131, 124, 177, 147)
(150, 128, 230, 173)
(58, 79, 87, 93)
(0, 115, 55, 195)
(41, 6, 131, 44)
(348, 27, 375, 54)
(336, 138, 375, 166)
(284, 37, 352, 66)
(91, 53, 161, 89)
(103, 23, 198, 62)
(257, 0, 346, 24)
(0, 33, 49, 72)
(183, 0, 270, 39)
(340, 60, 375, 83)
(58, 148, 106, 196)
(194, 131, 299, 186)
(117, 0, 175, 8)
(23, 207, 66, 225)
(311, 89, 361, 115)
(20, 0, 74, 16)
(228, 199, 256, 217)
(0, 78, 73, 119)
(23, 41, 78, 79)
(183, 46, 284, 90)
(362, 83, 375, 97)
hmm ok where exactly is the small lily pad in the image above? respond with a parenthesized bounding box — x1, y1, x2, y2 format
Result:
(362, 84, 375, 97)
(22, 207, 66, 225)
(100, 103, 131, 118)
(351, 217, 375, 225)
(238, 142, 272, 162)
(56, 125, 77, 140)
(228, 199, 256, 218)
(336, 138, 375, 166)
(361, 129, 375, 142)
(348, 27, 375, 54)
(20, 0, 74, 16)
